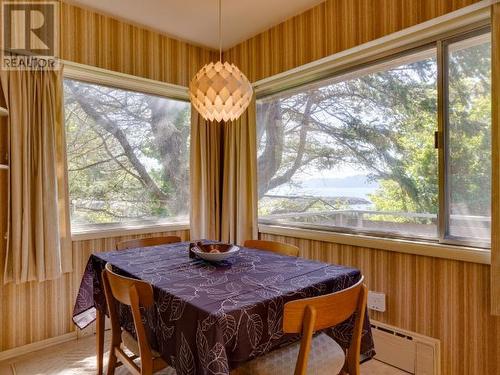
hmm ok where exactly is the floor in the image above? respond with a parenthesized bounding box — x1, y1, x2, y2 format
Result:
(0, 333, 408, 375)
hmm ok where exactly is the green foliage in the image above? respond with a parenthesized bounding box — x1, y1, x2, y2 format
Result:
(447, 41, 491, 216)
(257, 37, 491, 235)
(64, 80, 190, 226)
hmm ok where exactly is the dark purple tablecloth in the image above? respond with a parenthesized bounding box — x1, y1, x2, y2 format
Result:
(73, 241, 375, 374)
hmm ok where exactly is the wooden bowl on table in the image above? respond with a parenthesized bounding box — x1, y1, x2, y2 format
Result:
(191, 243, 240, 262)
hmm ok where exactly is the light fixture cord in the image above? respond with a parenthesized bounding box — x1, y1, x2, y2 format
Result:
(218, 0, 222, 62)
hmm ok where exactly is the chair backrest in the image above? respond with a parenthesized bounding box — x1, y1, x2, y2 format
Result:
(283, 277, 367, 375)
(244, 239, 300, 257)
(102, 263, 156, 373)
(103, 263, 154, 307)
(116, 235, 182, 251)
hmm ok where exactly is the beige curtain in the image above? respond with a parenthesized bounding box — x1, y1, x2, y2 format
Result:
(0, 68, 72, 284)
(190, 98, 258, 245)
(190, 112, 223, 241)
(492, 3, 500, 316)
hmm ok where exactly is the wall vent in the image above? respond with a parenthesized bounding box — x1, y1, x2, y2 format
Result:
(371, 321, 441, 375)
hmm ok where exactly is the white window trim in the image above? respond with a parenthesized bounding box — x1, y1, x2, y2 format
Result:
(71, 222, 190, 241)
(63, 61, 191, 238)
(259, 224, 491, 265)
(63, 60, 189, 101)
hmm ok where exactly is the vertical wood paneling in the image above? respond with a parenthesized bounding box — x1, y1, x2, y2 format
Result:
(491, 3, 500, 316)
(59, 2, 216, 87)
(1, 3, 497, 375)
(222, 1, 496, 374)
(1, 0, 206, 354)
(224, 0, 483, 82)
(260, 232, 500, 375)
(0, 229, 190, 351)
(0, 115, 7, 287)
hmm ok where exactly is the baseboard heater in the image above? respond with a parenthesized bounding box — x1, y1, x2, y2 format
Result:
(370, 321, 441, 375)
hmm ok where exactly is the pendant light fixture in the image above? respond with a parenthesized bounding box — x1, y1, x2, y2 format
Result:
(189, 0, 253, 122)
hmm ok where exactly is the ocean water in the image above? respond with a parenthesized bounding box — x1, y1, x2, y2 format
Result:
(267, 185, 378, 200)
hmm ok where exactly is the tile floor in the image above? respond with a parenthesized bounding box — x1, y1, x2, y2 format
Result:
(0, 333, 409, 374)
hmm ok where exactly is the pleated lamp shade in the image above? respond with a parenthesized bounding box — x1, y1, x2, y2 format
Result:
(189, 61, 253, 122)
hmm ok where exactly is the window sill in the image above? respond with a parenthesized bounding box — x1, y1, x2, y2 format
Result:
(258, 224, 491, 265)
(71, 221, 190, 242)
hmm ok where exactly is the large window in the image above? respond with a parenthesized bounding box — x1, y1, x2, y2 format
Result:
(257, 29, 491, 246)
(445, 33, 491, 244)
(64, 79, 190, 230)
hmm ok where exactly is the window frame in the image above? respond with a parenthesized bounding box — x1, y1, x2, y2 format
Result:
(438, 28, 492, 248)
(255, 22, 492, 250)
(63, 61, 191, 237)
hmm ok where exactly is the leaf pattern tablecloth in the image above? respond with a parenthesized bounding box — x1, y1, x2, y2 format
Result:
(73, 241, 375, 374)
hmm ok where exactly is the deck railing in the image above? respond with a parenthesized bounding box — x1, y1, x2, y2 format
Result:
(259, 209, 491, 239)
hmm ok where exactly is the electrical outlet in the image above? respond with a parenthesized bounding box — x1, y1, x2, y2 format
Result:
(368, 291, 386, 312)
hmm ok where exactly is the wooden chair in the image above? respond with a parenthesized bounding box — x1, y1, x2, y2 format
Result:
(116, 236, 182, 251)
(244, 239, 300, 257)
(101, 263, 171, 375)
(237, 277, 367, 375)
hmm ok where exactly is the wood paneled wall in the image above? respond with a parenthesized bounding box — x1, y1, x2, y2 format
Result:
(224, 0, 483, 82)
(1, 0, 208, 353)
(223, 1, 498, 373)
(260, 232, 500, 375)
(60, 1, 216, 87)
(1, 2, 497, 373)
(0, 229, 190, 351)
(491, 2, 500, 316)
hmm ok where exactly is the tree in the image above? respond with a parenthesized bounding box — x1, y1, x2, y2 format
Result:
(64, 80, 190, 224)
(257, 38, 491, 222)
(447, 40, 491, 216)
(257, 57, 438, 212)
(63, 37, 490, 230)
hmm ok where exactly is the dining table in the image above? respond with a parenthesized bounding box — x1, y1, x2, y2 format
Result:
(73, 241, 375, 375)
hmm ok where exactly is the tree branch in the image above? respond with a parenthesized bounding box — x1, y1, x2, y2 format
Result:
(66, 81, 169, 202)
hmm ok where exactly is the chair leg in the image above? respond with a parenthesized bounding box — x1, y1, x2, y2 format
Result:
(106, 347, 118, 375)
(96, 309, 105, 375)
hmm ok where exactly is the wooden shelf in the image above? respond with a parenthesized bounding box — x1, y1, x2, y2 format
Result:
(0, 164, 9, 170)
(0, 107, 8, 117)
